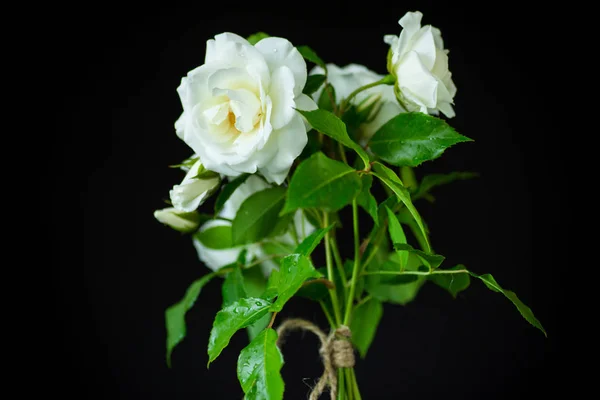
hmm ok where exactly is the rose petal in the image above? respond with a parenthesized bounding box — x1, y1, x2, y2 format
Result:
(255, 37, 307, 97)
(269, 66, 296, 130)
(408, 26, 437, 70)
(397, 50, 439, 109)
(258, 114, 307, 184)
(395, 11, 423, 63)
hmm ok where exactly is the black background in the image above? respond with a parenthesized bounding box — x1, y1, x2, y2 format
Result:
(48, 1, 564, 398)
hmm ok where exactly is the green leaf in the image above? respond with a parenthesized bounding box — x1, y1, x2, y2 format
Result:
(194, 225, 233, 249)
(356, 174, 378, 225)
(369, 112, 473, 167)
(282, 152, 361, 214)
(317, 83, 336, 112)
(385, 206, 408, 270)
(413, 172, 479, 200)
(237, 328, 284, 400)
(393, 243, 445, 270)
(372, 162, 431, 253)
(294, 223, 335, 256)
(268, 254, 321, 312)
(429, 265, 470, 298)
(296, 109, 370, 169)
(242, 268, 272, 341)
(232, 187, 287, 246)
(215, 174, 250, 214)
(165, 273, 215, 367)
(303, 74, 326, 96)
(469, 272, 547, 336)
(207, 297, 272, 364)
(247, 32, 270, 45)
(350, 298, 383, 358)
(222, 267, 247, 308)
(297, 45, 326, 71)
(365, 253, 426, 305)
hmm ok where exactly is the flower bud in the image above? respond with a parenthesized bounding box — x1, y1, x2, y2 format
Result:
(170, 159, 221, 212)
(154, 208, 202, 233)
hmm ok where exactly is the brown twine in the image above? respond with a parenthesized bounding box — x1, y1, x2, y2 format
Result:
(276, 318, 355, 400)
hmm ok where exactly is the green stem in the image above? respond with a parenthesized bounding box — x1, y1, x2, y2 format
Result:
(330, 236, 348, 299)
(344, 368, 354, 400)
(338, 368, 346, 400)
(319, 300, 336, 329)
(349, 368, 362, 400)
(339, 75, 394, 114)
(343, 200, 361, 325)
(324, 212, 343, 325)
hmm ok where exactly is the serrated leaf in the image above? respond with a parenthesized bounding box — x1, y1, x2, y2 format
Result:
(165, 273, 215, 367)
(232, 187, 287, 246)
(369, 112, 473, 167)
(215, 174, 250, 214)
(294, 223, 335, 256)
(282, 152, 361, 214)
(207, 297, 272, 364)
(296, 109, 369, 169)
(372, 162, 431, 253)
(350, 298, 383, 358)
(413, 172, 479, 200)
(297, 45, 326, 71)
(469, 272, 547, 336)
(222, 267, 247, 308)
(385, 206, 408, 270)
(242, 268, 272, 341)
(247, 32, 270, 45)
(268, 254, 321, 312)
(393, 243, 445, 270)
(194, 225, 233, 249)
(429, 265, 470, 298)
(357, 174, 378, 225)
(303, 74, 326, 96)
(365, 253, 426, 305)
(237, 328, 284, 400)
(317, 83, 336, 112)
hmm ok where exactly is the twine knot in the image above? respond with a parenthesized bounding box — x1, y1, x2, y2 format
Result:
(276, 318, 355, 399)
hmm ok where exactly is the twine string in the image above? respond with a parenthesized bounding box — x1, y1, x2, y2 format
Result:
(276, 318, 355, 400)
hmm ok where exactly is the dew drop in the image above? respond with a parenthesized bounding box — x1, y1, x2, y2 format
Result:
(272, 48, 278, 52)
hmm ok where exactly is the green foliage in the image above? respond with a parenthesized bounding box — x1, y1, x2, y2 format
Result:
(282, 152, 361, 214)
(371, 162, 431, 253)
(350, 298, 383, 358)
(369, 112, 473, 167)
(469, 271, 547, 336)
(392, 243, 445, 270)
(413, 172, 479, 200)
(207, 298, 272, 365)
(429, 265, 470, 298)
(317, 83, 336, 112)
(297, 45, 327, 71)
(303, 74, 327, 96)
(365, 253, 426, 305)
(296, 109, 370, 169)
(237, 329, 285, 400)
(294, 223, 335, 256)
(232, 187, 287, 245)
(165, 273, 215, 367)
(247, 32, 270, 45)
(214, 174, 250, 214)
(385, 206, 408, 269)
(194, 225, 233, 249)
(265, 254, 321, 312)
(356, 174, 379, 225)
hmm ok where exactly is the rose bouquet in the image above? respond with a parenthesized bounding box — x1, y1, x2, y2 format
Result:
(154, 11, 546, 399)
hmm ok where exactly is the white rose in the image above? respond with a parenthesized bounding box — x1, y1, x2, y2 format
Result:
(175, 33, 317, 185)
(193, 175, 315, 276)
(384, 11, 457, 118)
(169, 158, 220, 212)
(154, 207, 201, 233)
(310, 63, 403, 143)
